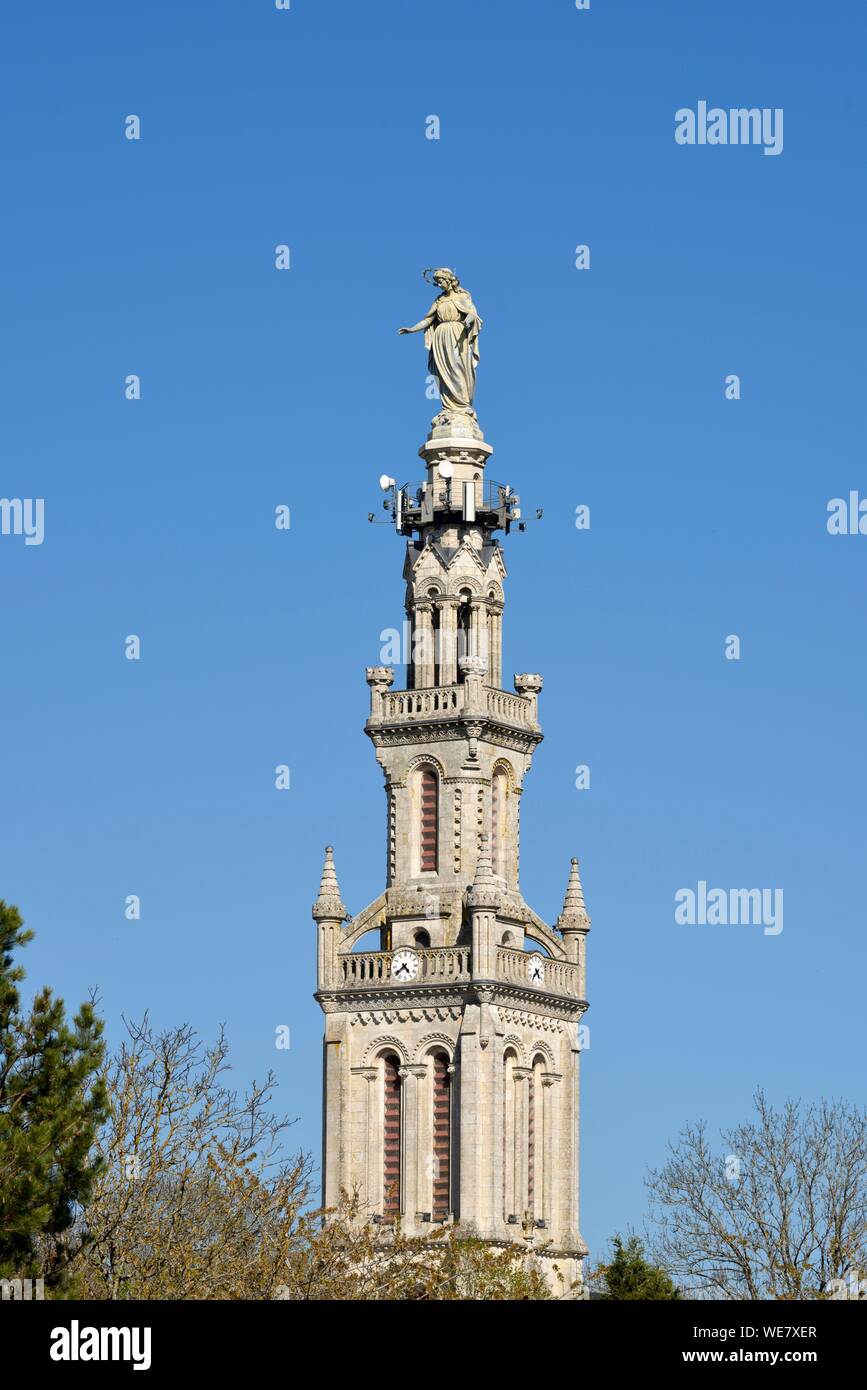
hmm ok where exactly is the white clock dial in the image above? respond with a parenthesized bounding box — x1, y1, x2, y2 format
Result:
(391, 948, 421, 982)
(526, 954, 545, 987)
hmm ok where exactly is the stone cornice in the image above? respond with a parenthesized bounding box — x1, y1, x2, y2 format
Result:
(367, 719, 542, 756)
(315, 982, 587, 1023)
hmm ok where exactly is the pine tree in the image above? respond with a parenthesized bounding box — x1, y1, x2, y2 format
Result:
(0, 899, 109, 1293)
(598, 1234, 681, 1300)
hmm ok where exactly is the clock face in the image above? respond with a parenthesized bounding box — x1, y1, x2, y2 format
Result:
(391, 948, 421, 982)
(526, 954, 545, 987)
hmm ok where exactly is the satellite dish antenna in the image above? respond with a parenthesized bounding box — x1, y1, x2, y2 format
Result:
(379, 474, 396, 491)
(437, 460, 453, 479)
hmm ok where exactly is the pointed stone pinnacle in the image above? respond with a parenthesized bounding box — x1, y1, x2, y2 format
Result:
(557, 857, 591, 933)
(313, 844, 348, 922)
(468, 834, 502, 910)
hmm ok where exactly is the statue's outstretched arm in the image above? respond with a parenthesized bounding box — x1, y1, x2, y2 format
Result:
(398, 312, 435, 336)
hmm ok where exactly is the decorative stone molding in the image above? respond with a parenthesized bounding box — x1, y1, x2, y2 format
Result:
(501, 1034, 528, 1067)
(365, 666, 395, 722)
(399, 1064, 428, 1080)
(350, 1066, 379, 1082)
(412, 1033, 457, 1063)
(499, 1007, 569, 1031)
(361, 1035, 409, 1065)
(403, 751, 448, 779)
(524, 1039, 556, 1067)
(330, 995, 465, 1018)
(513, 673, 543, 695)
(366, 666, 395, 687)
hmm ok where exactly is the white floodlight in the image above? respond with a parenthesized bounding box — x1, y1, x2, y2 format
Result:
(437, 460, 454, 479)
(379, 474, 396, 491)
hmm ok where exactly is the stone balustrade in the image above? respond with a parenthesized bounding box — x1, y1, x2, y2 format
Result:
(338, 944, 579, 999)
(495, 945, 581, 999)
(485, 687, 535, 727)
(380, 686, 462, 720)
(374, 684, 535, 729)
(340, 945, 472, 989)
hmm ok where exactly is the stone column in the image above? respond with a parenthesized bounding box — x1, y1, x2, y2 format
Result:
(469, 603, 483, 664)
(365, 665, 394, 723)
(401, 1063, 427, 1224)
(503, 1052, 516, 1222)
(351, 1065, 379, 1209)
(438, 599, 459, 685)
(469, 836, 501, 983)
(555, 1023, 582, 1247)
(542, 1072, 561, 1226)
(457, 1000, 483, 1232)
(514, 672, 543, 726)
(492, 608, 503, 687)
(322, 1014, 348, 1208)
(513, 1067, 531, 1221)
(413, 602, 435, 688)
(312, 845, 347, 992)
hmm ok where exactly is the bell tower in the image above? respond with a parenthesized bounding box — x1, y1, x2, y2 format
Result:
(313, 272, 590, 1287)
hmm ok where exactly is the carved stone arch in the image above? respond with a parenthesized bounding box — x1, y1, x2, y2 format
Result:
(341, 892, 387, 952)
(447, 572, 483, 597)
(363, 1035, 410, 1067)
(485, 580, 504, 604)
(405, 752, 447, 780)
(524, 929, 563, 959)
(491, 756, 517, 788)
(502, 1035, 528, 1068)
(413, 1033, 456, 1065)
(527, 1040, 556, 1069)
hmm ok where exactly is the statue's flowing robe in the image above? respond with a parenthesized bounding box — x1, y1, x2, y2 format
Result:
(423, 290, 482, 413)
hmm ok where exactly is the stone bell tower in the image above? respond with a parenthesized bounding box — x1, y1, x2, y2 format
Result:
(313, 270, 590, 1287)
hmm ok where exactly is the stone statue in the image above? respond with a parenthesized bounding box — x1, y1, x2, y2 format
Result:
(398, 268, 483, 424)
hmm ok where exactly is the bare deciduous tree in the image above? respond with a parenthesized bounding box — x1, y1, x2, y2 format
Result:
(646, 1090, 867, 1300)
(67, 1017, 570, 1300)
(75, 1016, 313, 1299)
(278, 1191, 555, 1300)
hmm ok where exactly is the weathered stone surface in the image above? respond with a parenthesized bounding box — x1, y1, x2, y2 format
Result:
(312, 307, 591, 1290)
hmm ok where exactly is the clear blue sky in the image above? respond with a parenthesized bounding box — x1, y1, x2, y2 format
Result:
(2, 0, 865, 1262)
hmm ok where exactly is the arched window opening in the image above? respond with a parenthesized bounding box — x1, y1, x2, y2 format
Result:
(527, 1065, 536, 1218)
(406, 606, 415, 690)
(420, 768, 438, 872)
(491, 768, 509, 878)
(428, 590, 441, 686)
(529, 1055, 546, 1222)
(414, 928, 431, 948)
(503, 1049, 518, 1221)
(456, 590, 472, 678)
(432, 1051, 451, 1221)
(383, 1053, 402, 1219)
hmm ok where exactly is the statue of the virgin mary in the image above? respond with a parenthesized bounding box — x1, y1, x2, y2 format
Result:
(398, 268, 482, 421)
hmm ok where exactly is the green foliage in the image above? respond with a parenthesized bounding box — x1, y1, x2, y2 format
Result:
(0, 899, 109, 1292)
(281, 1192, 556, 1300)
(597, 1234, 681, 1300)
